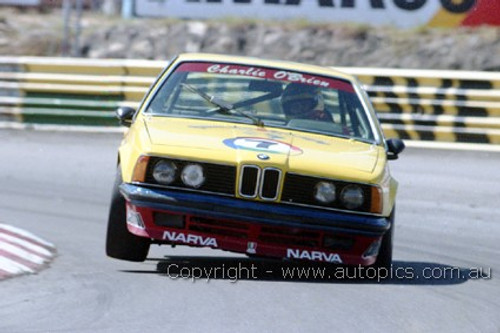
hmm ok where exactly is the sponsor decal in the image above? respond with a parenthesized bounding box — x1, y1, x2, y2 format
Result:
(176, 63, 354, 92)
(207, 64, 267, 78)
(163, 231, 218, 247)
(287, 248, 343, 263)
(223, 137, 303, 155)
(247, 242, 257, 254)
(274, 71, 329, 87)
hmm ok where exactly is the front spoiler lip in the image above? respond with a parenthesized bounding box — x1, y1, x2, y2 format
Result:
(119, 183, 390, 237)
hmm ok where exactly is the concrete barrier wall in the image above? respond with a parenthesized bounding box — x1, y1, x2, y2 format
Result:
(1, 56, 499, 144)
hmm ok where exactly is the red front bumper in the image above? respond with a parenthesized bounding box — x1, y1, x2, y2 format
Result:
(125, 202, 382, 266)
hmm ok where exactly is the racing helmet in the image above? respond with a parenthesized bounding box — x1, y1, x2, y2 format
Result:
(281, 83, 324, 119)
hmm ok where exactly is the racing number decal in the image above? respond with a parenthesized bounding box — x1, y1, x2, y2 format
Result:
(223, 137, 303, 155)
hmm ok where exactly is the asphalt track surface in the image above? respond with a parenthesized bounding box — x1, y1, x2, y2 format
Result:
(0, 129, 499, 333)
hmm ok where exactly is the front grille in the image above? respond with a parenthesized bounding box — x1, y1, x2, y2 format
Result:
(147, 208, 356, 251)
(281, 173, 318, 204)
(282, 173, 373, 212)
(239, 166, 282, 201)
(260, 168, 281, 200)
(240, 165, 259, 197)
(258, 226, 320, 247)
(188, 216, 249, 239)
(186, 216, 328, 248)
(145, 157, 236, 196)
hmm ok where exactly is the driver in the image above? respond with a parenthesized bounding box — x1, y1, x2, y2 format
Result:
(280, 83, 332, 122)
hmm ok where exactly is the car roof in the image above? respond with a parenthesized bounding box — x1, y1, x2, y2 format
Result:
(174, 53, 356, 83)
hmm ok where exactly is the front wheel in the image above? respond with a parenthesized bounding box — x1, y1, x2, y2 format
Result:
(105, 167, 150, 262)
(372, 206, 395, 270)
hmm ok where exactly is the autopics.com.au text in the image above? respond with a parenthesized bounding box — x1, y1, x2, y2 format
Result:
(161, 262, 492, 283)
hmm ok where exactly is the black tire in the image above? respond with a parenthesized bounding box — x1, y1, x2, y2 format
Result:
(372, 205, 395, 270)
(105, 167, 150, 262)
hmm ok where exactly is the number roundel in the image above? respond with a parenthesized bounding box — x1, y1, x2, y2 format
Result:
(223, 137, 303, 155)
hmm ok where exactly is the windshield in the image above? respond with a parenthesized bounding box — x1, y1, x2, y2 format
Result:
(146, 62, 376, 143)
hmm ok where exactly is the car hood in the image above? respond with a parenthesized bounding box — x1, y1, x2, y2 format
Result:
(144, 117, 382, 180)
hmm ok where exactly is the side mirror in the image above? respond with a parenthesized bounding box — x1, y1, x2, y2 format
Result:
(386, 138, 405, 160)
(116, 106, 136, 127)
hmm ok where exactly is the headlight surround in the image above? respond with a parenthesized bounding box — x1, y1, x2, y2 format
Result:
(181, 164, 205, 188)
(314, 181, 336, 204)
(340, 185, 365, 209)
(152, 160, 177, 185)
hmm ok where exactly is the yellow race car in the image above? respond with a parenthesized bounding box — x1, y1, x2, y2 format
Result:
(106, 53, 404, 268)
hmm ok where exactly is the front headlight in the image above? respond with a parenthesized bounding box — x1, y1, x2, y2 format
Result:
(181, 164, 205, 188)
(314, 181, 336, 204)
(340, 185, 364, 209)
(152, 160, 177, 185)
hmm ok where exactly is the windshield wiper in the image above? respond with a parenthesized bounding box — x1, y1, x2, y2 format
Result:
(181, 83, 264, 127)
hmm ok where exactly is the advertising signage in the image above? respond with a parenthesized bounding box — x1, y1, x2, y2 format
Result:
(135, 0, 500, 28)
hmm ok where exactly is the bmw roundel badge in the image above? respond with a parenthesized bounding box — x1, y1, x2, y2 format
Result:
(257, 154, 270, 160)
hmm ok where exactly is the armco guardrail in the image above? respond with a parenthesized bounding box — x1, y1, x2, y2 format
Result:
(0, 57, 160, 126)
(336, 67, 500, 144)
(1, 56, 499, 144)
